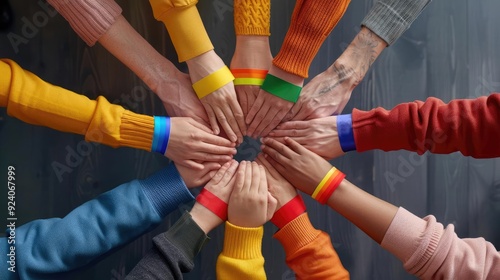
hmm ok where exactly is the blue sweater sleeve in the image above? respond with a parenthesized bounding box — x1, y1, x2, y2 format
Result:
(1, 163, 194, 280)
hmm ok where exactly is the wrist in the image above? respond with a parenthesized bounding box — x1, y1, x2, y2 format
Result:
(231, 35, 273, 70)
(268, 65, 304, 87)
(190, 202, 222, 234)
(186, 50, 226, 82)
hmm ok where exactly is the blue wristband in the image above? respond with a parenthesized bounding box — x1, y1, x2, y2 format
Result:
(336, 114, 356, 152)
(152, 116, 171, 155)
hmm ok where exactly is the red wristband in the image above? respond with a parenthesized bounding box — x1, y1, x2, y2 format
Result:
(271, 195, 306, 228)
(316, 172, 345, 204)
(196, 188, 228, 220)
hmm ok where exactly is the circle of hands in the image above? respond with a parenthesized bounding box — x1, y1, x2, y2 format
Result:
(167, 39, 353, 225)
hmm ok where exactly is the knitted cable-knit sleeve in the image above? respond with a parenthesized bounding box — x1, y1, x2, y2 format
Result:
(234, 0, 271, 36)
(273, 0, 351, 78)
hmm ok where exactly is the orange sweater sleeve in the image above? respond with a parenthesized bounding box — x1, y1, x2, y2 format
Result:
(0, 59, 153, 151)
(273, 0, 351, 78)
(273, 213, 349, 280)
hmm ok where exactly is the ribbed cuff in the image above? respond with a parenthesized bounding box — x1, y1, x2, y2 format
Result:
(273, 213, 320, 254)
(158, 5, 214, 62)
(222, 222, 263, 259)
(234, 0, 271, 36)
(337, 114, 356, 152)
(361, 0, 431, 45)
(154, 211, 209, 261)
(140, 164, 195, 218)
(120, 110, 154, 152)
(273, 0, 350, 78)
(47, 0, 122, 46)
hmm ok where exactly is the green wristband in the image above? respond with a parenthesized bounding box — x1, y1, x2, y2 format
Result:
(261, 74, 302, 103)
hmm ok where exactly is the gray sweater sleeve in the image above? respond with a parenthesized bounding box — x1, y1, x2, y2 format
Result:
(125, 211, 209, 280)
(361, 0, 432, 45)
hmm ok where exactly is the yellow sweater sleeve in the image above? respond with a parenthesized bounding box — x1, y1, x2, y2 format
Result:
(149, 0, 214, 62)
(234, 0, 271, 36)
(216, 222, 266, 280)
(0, 59, 154, 151)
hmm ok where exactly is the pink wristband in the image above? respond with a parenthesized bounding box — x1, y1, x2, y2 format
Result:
(271, 195, 306, 229)
(196, 188, 228, 220)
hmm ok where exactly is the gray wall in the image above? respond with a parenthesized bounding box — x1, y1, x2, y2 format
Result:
(1, 0, 499, 279)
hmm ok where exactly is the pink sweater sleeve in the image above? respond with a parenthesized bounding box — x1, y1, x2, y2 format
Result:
(48, 0, 122, 46)
(381, 207, 500, 279)
(352, 93, 500, 158)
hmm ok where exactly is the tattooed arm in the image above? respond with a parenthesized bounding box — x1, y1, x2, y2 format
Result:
(285, 27, 386, 120)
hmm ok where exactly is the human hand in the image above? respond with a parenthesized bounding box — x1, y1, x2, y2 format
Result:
(228, 161, 277, 227)
(187, 50, 246, 144)
(166, 117, 237, 170)
(268, 116, 344, 160)
(190, 160, 239, 233)
(231, 35, 273, 119)
(260, 137, 332, 195)
(246, 65, 303, 138)
(255, 154, 297, 210)
(175, 161, 223, 188)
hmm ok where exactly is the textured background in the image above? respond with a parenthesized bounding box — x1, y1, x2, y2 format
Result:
(1, 0, 500, 279)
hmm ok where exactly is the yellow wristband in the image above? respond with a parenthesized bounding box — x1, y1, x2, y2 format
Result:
(192, 66, 235, 99)
(234, 78, 265, 86)
(311, 167, 336, 199)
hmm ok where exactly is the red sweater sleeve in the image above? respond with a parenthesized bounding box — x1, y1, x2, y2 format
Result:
(273, 213, 349, 280)
(352, 93, 500, 158)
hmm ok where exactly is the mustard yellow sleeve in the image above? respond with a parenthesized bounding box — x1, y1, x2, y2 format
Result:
(216, 222, 266, 280)
(149, 0, 213, 62)
(234, 0, 271, 36)
(0, 59, 154, 151)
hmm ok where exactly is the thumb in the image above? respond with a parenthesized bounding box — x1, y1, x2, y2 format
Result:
(266, 192, 278, 222)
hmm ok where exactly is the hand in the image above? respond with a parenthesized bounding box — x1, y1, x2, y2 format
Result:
(228, 161, 277, 227)
(231, 35, 273, 119)
(268, 116, 345, 160)
(175, 161, 223, 188)
(187, 50, 246, 144)
(284, 27, 387, 121)
(190, 160, 239, 233)
(255, 154, 297, 210)
(246, 65, 302, 138)
(260, 137, 332, 195)
(166, 117, 237, 170)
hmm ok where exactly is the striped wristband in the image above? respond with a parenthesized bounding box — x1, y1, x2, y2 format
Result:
(151, 116, 171, 155)
(271, 195, 306, 229)
(196, 188, 228, 220)
(337, 114, 356, 152)
(231, 69, 268, 86)
(261, 74, 302, 103)
(311, 167, 345, 204)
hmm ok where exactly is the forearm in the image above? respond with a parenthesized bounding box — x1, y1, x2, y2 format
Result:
(362, 0, 432, 45)
(273, 0, 351, 78)
(352, 94, 500, 158)
(327, 179, 398, 244)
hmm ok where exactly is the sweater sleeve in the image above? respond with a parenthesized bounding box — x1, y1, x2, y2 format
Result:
(0, 164, 194, 280)
(234, 0, 271, 36)
(0, 59, 154, 151)
(149, 0, 213, 62)
(47, 0, 122, 46)
(216, 222, 266, 280)
(125, 211, 209, 279)
(381, 207, 500, 279)
(272, 0, 351, 78)
(361, 0, 432, 45)
(352, 93, 500, 158)
(273, 213, 349, 280)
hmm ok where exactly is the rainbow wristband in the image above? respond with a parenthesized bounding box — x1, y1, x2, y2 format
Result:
(196, 188, 228, 220)
(261, 74, 302, 103)
(311, 167, 346, 204)
(337, 114, 356, 152)
(151, 116, 171, 155)
(231, 69, 268, 86)
(271, 195, 306, 229)
(192, 66, 235, 99)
